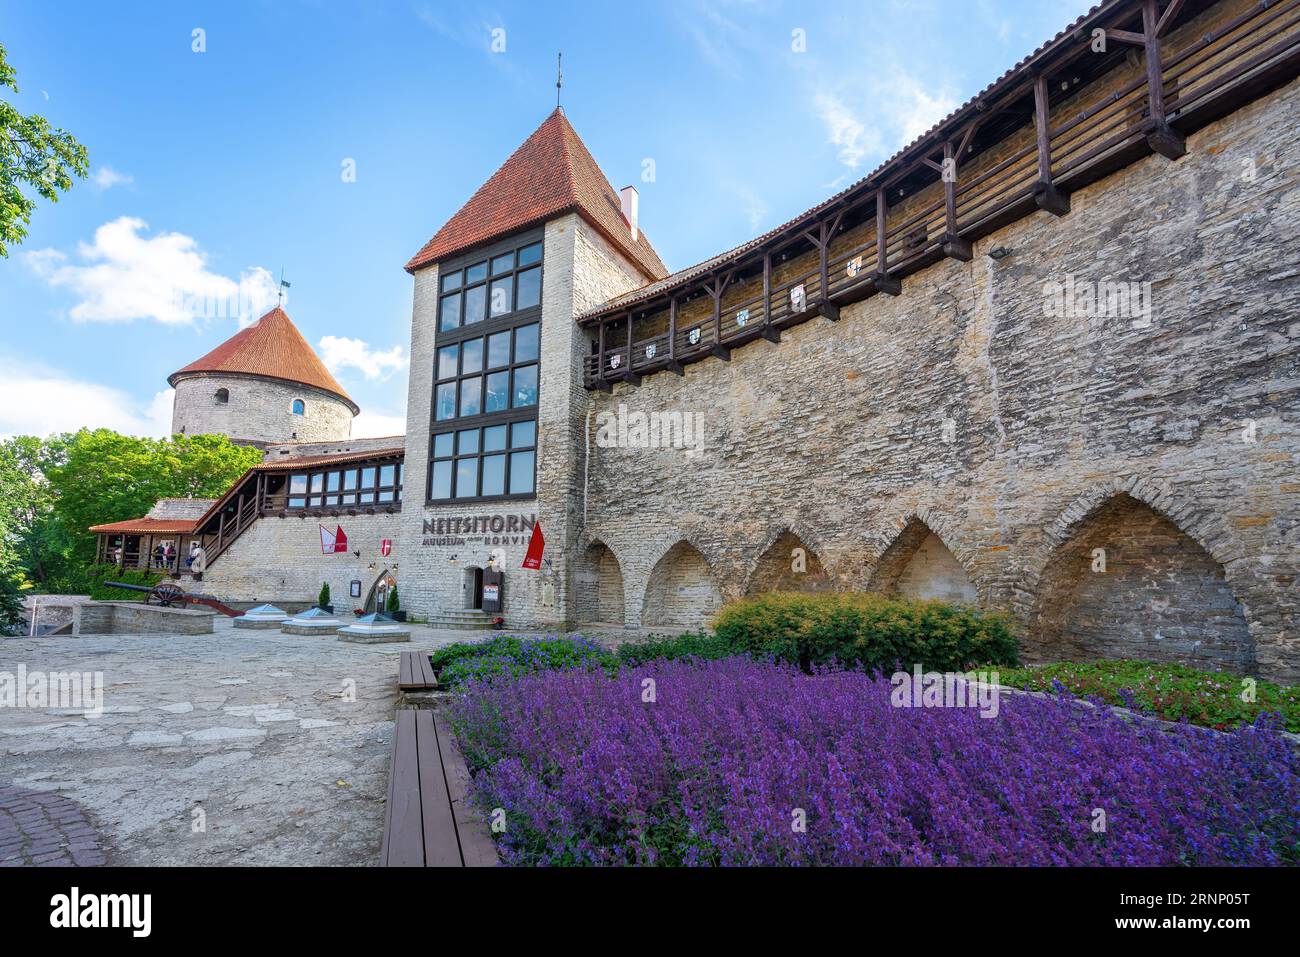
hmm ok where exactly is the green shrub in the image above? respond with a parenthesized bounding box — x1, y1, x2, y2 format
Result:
(711, 592, 1020, 673)
(994, 659, 1300, 732)
(85, 563, 164, 601)
(432, 634, 618, 688)
(616, 630, 734, 665)
(386, 585, 400, 614)
(318, 582, 331, 608)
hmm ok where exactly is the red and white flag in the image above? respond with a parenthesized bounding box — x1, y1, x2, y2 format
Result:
(319, 524, 347, 555)
(521, 522, 545, 569)
(380, 539, 392, 557)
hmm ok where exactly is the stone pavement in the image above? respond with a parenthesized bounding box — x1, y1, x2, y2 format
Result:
(0, 617, 476, 866)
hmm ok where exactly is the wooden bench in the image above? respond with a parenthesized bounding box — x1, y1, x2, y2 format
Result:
(380, 708, 498, 867)
(397, 651, 439, 691)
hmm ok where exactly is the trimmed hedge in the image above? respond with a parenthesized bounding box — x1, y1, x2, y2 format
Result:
(711, 591, 1020, 673)
(430, 634, 616, 687)
(85, 564, 164, 602)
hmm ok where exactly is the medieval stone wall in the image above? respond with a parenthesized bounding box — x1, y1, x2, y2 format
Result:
(575, 78, 1300, 680)
(171, 373, 354, 445)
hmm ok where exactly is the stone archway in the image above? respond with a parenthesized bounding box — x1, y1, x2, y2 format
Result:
(574, 540, 626, 625)
(869, 517, 977, 604)
(745, 529, 832, 595)
(641, 540, 723, 629)
(1029, 493, 1254, 671)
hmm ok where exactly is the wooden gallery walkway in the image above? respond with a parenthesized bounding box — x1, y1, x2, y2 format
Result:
(381, 653, 498, 867)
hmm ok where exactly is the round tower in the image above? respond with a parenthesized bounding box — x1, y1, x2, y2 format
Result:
(168, 307, 358, 445)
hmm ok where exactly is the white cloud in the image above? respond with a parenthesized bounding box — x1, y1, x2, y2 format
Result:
(318, 335, 408, 382)
(811, 69, 959, 172)
(24, 216, 277, 326)
(814, 92, 881, 170)
(90, 166, 134, 190)
(0, 361, 173, 439)
(351, 411, 406, 440)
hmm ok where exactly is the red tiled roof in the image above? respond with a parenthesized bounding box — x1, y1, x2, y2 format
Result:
(253, 447, 405, 470)
(90, 518, 199, 535)
(168, 307, 359, 413)
(405, 108, 668, 280)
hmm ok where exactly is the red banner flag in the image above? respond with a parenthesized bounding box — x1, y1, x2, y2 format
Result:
(319, 524, 348, 555)
(522, 522, 545, 569)
(380, 539, 392, 557)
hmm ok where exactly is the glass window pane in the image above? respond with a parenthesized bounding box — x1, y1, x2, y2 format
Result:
(433, 432, 454, 458)
(438, 293, 461, 331)
(290, 474, 308, 494)
(483, 424, 507, 452)
(509, 451, 535, 495)
(463, 284, 486, 326)
(511, 420, 536, 448)
(379, 464, 396, 486)
(457, 428, 480, 455)
(514, 323, 539, 362)
(310, 474, 324, 492)
(343, 469, 358, 490)
(455, 458, 479, 498)
(491, 252, 514, 276)
(435, 383, 457, 420)
(515, 266, 541, 310)
(518, 241, 542, 267)
(481, 454, 506, 496)
(487, 331, 511, 368)
(440, 271, 462, 292)
(489, 277, 512, 317)
(378, 490, 394, 503)
(512, 364, 538, 408)
(465, 261, 487, 284)
(326, 471, 341, 492)
(461, 338, 483, 372)
(430, 460, 453, 500)
(437, 344, 459, 380)
(341, 493, 356, 505)
(485, 371, 509, 413)
(361, 467, 377, 489)
(459, 376, 481, 416)
(359, 491, 374, 504)
(325, 494, 339, 506)
(289, 496, 306, 508)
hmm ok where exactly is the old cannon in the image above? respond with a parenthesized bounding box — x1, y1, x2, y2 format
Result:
(103, 581, 240, 617)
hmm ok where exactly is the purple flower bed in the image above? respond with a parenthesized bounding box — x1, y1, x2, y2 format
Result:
(450, 657, 1300, 866)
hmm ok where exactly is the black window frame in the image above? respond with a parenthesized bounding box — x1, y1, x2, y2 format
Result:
(428, 229, 543, 505)
(428, 420, 537, 504)
(285, 461, 404, 510)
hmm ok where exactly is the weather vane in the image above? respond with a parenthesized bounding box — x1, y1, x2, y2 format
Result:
(277, 268, 291, 307)
(556, 52, 563, 109)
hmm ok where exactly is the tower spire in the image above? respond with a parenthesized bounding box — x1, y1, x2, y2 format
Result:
(556, 51, 563, 110)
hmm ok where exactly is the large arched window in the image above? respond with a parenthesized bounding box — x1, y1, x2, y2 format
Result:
(214, 388, 229, 404)
(291, 399, 305, 416)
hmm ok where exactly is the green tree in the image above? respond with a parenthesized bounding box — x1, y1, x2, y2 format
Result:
(1, 42, 89, 256)
(42, 429, 263, 568)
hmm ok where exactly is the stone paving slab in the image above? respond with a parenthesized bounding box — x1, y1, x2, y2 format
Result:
(0, 618, 477, 866)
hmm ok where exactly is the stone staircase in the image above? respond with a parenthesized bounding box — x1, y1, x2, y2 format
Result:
(424, 609, 496, 631)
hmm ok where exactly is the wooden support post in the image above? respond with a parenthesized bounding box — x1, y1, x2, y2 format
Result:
(940, 140, 973, 261)
(708, 279, 731, 361)
(619, 314, 641, 386)
(760, 253, 779, 343)
(215, 511, 226, 556)
(1142, 0, 1186, 159)
(666, 296, 684, 374)
(594, 320, 612, 392)
(1032, 73, 1071, 216)
(873, 188, 901, 295)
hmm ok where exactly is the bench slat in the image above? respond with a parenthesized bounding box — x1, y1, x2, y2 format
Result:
(418, 653, 438, 687)
(383, 710, 426, 866)
(434, 710, 500, 867)
(398, 652, 415, 690)
(415, 711, 463, 866)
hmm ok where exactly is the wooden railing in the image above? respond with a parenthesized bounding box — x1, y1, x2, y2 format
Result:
(585, 0, 1300, 388)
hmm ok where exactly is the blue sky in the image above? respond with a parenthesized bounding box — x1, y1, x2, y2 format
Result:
(0, 0, 1086, 439)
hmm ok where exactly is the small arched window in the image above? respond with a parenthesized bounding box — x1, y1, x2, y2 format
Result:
(291, 399, 305, 416)
(214, 388, 229, 404)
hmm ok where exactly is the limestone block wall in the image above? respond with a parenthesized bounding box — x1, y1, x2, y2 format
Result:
(578, 79, 1300, 680)
(197, 510, 403, 609)
(399, 215, 650, 628)
(171, 373, 354, 445)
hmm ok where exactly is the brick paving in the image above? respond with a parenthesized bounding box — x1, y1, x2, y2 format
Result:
(0, 783, 107, 867)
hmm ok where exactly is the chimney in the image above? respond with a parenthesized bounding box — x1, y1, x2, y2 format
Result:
(620, 185, 639, 242)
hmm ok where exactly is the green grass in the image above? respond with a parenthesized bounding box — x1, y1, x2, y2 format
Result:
(992, 659, 1300, 733)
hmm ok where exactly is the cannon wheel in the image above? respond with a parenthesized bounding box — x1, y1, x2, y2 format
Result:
(148, 581, 190, 608)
